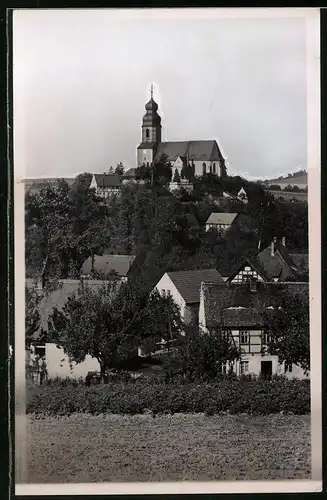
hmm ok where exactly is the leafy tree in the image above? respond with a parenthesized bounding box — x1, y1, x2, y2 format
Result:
(262, 288, 310, 373)
(25, 178, 111, 278)
(164, 323, 241, 381)
(108, 166, 115, 174)
(73, 172, 93, 189)
(25, 285, 41, 348)
(173, 168, 181, 183)
(115, 162, 125, 176)
(48, 281, 184, 380)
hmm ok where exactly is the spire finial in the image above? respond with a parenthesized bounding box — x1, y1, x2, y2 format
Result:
(150, 84, 153, 99)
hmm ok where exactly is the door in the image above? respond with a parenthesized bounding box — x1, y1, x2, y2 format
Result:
(261, 361, 272, 378)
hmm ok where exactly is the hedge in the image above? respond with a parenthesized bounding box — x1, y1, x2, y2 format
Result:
(26, 375, 310, 416)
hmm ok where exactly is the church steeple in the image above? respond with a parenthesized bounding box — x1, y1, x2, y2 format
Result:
(141, 85, 161, 144)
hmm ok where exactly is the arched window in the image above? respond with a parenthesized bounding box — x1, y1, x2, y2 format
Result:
(146, 128, 150, 139)
(202, 163, 206, 174)
(213, 163, 216, 174)
(209, 164, 212, 174)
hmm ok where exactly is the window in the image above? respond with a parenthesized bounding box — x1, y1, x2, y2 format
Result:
(240, 330, 248, 345)
(240, 361, 249, 374)
(161, 289, 166, 298)
(146, 128, 150, 139)
(220, 363, 227, 374)
(213, 163, 216, 173)
(202, 163, 206, 174)
(285, 363, 293, 373)
(261, 331, 270, 346)
(209, 164, 212, 174)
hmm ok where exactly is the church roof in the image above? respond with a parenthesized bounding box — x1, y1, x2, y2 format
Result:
(145, 97, 158, 111)
(154, 140, 223, 163)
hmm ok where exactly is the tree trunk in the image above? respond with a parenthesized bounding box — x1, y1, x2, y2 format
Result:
(100, 363, 106, 384)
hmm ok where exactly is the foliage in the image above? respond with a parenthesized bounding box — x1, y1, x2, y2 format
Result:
(263, 289, 310, 373)
(115, 162, 124, 176)
(26, 375, 310, 416)
(25, 177, 111, 278)
(48, 280, 184, 379)
(173, 168, 181, 183)
(25, 285, 41, 348)
(163, 324, 241, 381)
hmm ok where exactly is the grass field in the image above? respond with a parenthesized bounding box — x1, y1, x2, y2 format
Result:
(25, 413, 311, 483)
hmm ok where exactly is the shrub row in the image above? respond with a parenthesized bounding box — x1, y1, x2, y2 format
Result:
(26, 375, 310, 416)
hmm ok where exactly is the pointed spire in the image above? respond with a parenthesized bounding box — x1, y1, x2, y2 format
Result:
(150, 84, 153, 99)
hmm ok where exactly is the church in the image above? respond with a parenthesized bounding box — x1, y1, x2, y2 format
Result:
(137, 86, 227, 178)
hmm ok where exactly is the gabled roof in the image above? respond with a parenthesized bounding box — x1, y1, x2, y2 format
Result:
(205, 212, 238, 226)
(202, 281, 308, 329)
(31, 279, 119, 340)
(257, 241, 308, 281)
(154, 140, 223, 163)
(93, 174, 122, 188)
(81, 254, 136, 278)
(227, 258, 270, 282)
(166, 268, 224, 304)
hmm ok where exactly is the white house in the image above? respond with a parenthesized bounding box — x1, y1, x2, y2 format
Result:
(237, 187, 248, 204)
(205, 212, 239, 232)
(29, 279, 119, 379)
(90, 173, 122, 198)
(153, 268, 224, 324)
(199, 280, 309, 379)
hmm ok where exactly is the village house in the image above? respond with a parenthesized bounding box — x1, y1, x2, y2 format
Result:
(227, 238, 309, 284)
(27, 279, 121, 379)
(80, 254, 136, 281)
(205, 212, 239, 232)
(90, 173, 122, 197)
(237, 187, 248, 204)
(153, 268, 224, 324)
(199, 280, 309, 379)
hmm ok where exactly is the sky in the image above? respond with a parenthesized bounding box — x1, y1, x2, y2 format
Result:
(13, 9, 309, 180)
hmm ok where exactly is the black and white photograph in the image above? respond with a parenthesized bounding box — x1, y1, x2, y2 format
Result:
(14, 7, 321, 495)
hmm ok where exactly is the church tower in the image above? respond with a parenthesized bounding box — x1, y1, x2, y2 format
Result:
(137, 85, 162, 168)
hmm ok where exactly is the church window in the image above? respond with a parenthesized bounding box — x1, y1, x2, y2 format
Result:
(209, 165, 212, 174)
(213, 163, 216, 173)
(146, 128, 150, 139)
(202, 163, 206, 174)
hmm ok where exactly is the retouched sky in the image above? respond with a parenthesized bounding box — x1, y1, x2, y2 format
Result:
(13, 9, 308, 180)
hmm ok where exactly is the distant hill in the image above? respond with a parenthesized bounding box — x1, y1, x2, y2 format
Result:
(264, 169, 307, 184)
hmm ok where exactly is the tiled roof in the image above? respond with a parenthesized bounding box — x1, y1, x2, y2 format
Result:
(93, 174, 122, 188)
(154, 140, 223, 163)
(32, 279, 118, 339)
(81, 254, 136, 278)
(167, 268, 224, 304)
(257, 241, 308, 281)
(205, 212, 238, 226)
(202, 281, 309, 329)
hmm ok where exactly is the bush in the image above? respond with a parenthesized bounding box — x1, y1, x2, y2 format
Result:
(26, 375, 310, 416)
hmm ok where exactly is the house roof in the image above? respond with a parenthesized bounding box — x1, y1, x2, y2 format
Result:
(123, 168, 136, 178)
(32, 279, 118, 339)
(227, 258, 270, 282)
(257, 241, 308, 281)
(166, 268, 224, 304)
(153, 140, 223, 163)
(81, 254, 136, 278)
(93, 174, 122, 188)
(202, 281, 309, 329)
(205, 212, 238, 226)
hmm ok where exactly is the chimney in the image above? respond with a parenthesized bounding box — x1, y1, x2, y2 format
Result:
(271, 237, 277, 257)
(282, 236, 286, 247)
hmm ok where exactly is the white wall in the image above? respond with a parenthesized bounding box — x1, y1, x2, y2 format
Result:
(154, 273, 187, 321)
(137, 148, 154, 168)
(45, 343, 100, 380)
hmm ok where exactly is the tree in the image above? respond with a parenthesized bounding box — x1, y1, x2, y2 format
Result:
(25, 285, 41, 348)
(115, 162, 124, 176)
(48, 280, 184, 380)
(262, 288, 310, 373)
(108, 166, 115, 174)
(25, 178, 111, 278)
(164, 323, 241, 381)
(173, 168, 181, 184)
